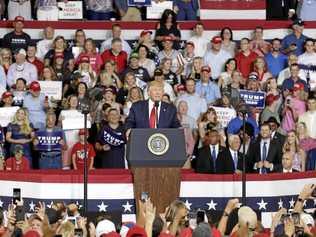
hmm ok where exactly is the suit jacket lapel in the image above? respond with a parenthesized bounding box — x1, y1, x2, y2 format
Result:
(158, 102, 166, 128)
(144, 100, 150, 128)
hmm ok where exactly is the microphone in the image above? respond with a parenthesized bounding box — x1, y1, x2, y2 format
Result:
(154, 101, 159, 128)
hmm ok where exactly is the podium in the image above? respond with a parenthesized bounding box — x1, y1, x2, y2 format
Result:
(127, 128, 186, 212)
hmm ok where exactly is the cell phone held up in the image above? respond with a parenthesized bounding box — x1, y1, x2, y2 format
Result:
(13, 188, 21, 204)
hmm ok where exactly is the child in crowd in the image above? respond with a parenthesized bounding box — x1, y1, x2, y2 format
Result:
(4, 145, 30, 171)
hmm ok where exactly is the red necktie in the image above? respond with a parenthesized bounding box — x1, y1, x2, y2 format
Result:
(149, 106, 156, 128)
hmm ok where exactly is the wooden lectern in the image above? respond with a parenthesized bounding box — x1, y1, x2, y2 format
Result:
(127, 129, 186, 213)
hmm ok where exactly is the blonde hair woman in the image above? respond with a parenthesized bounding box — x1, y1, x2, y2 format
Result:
(6, 108, 34, 166)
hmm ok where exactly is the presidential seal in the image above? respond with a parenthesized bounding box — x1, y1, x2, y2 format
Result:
(147, 133, 169, 156)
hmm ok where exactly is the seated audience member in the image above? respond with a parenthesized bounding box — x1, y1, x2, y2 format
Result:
(7, 49, 38, 88)
(174, 0, 198, 20)
(6, 108, 34, 165)
(282, 19, 307, 56)
(27, 44, 44, 76)
(235, 38, 258, 79)
(248, 123, 282, 173)
(137, 44, 156, 78)
(282, 130, 306, 171)
(176, 78, 207, 122)
(188, 23, 209, 58)
(249, 26, 271, 57)
(195, 129, 224, 174)
(216, 134, 243, 174)
(23, 81, 49, 130)
(282, 63, 308, 97)
(275, 151, 300, 173)
(155, 9, 181, 50)
(36, 26, 55, 60)
(71, 129, 95, 171)
(96, 108, 125, 168)
(2, 17, 31, 51)
(298, 95, 316, 139)
(101, 38, 128, 74)
(4, 144, 30, 171)
(220, 27, 237, 57)
(33, 112, 66, 169)
(100, 24, 132, 55)
(195, 66, 221, 105)
(121, 53, 151, 84)
(204, 36, 231, 80)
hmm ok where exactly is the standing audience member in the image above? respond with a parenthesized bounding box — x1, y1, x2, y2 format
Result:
(249, 26, 271, 57)
(299, 95, 316, 139)
(36, 26, 55, 60)
(220, 27, 236, 57)
(174, 0, 199, 20)
(188, 22, 209, 57)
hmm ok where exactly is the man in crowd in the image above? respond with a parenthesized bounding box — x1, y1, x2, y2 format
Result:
(27, 44, 44, 76)
(204, 36, 231, 79)
(282, 63, 308, 97)
(278, 53, 300, 85)
(275, 151, 300, 173)
(2, 16, 31, 52)
(299, 95, 316, 139)
(7, 49, 38, 88)
(188, 22, 209, 57)
(36, 26, 55, 60)
(266, 116, 286, 147)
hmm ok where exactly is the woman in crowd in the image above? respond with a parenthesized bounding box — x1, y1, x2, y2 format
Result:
(218, 58, 237, 89)
(99, 60, 122, 89)
(251, 57, 272, 89)
(40, 66, 58, 81)
(12, 78, 27, 106)
(123, 86, 143, 116)
(283, 130, 306, 171)
(188, 56, 203, 82)
(0, 48, 12, 75)
(96, 108, 125, 168)
(77, 82, 91, 108)
(76, 38, 103, 74)
(6, 108, 34, 166)
(44, 36, 74, 68)
(265, 77, 282, 112)
(76, 56, 97, 89)
(137, 44, 156, 78)
(160, 58, 179, 88)
(136, 30, 159, 66)
(220, 27, 236, 57)
(155, 9, 181, 50)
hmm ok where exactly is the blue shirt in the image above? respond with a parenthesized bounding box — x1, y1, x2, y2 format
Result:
(264, 52, 288, 77)
(227, 116, 259, 136)
(195, 81, 221, 104)
(281, 77, 308, 92)
(282, 33, 308, 56)
(23, 93, 47, 129)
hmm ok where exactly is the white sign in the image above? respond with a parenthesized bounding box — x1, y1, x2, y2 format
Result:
(58, 1, 83, 19)
(0, 106, 19, 127)
(61, 110, 91, 130)
(39, 81, 63, 100)
(211, 106, 236, 128)
(147, 1, 173, 19)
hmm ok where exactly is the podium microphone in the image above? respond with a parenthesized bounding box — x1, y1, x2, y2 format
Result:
(154, 101, 159, 128)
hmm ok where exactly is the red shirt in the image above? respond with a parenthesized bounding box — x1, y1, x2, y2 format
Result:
(71, 142, 96, 170)
(28, 58, 44, 75)
(101, 49, 127, 73)
(235, 50, 258, 78)
(5, 156, 30, 171)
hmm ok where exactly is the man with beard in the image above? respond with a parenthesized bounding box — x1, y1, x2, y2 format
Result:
(265, 38, 288, 77)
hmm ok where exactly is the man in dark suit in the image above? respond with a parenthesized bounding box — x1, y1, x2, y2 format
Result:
(195, 129, 225, 174)
(266, 0, 297, 20)
(125, 81, 180, 133)
(248, 123, 282, 173)
(275, 151, 300, 173)
(266, 117, 286, 148)
(216, 135, 244, 174)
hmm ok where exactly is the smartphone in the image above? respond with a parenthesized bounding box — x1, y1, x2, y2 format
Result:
(13, 188, 21, 204)
(67, 216, 77, 226)
(292, 212, 300, 225)
(197, 210, 205, 224)
(188, 212, 197, 229)
(141, 192, 149, 202)
(15, 206, 25, 222)
(74, 228, 83, 237)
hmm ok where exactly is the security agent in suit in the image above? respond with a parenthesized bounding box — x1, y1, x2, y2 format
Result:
(216, 134, 244, 174)
(125, 80, 180, 136)
(194, 129, 225, 174)
(275, 151, 300, 173)
(248, 123, 282, 173)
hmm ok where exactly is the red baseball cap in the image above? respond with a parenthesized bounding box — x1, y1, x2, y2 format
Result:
(163, 36, 174, 42)
(2, 91, 13, 100)
(126, 226, 147, 237)
(211, 36, 222, 44)
(101, 231, 120, 237)
(14, 16, 25, 23)
(54, 52, 64, 60)
(140, 30, 152, 37)
(176, 84, 186, 93)
(78, 129, 88, 136)
(29, 81, 41, 92)
(79, 55, 90, 64)
(293, 82, 304, 91)
(265, 94, 279, 106)
(201, 65, 211, 73)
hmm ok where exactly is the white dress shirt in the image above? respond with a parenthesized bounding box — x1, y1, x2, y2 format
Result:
(188, 35, 209, 57)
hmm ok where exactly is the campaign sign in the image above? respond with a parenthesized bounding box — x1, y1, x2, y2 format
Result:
(0, 107, 19, 127)
(39, 81, 63, 100)
(61, 110, 91, 130)
(58, 1, 83, 19)
(128, 0, 151, 6)
(239, 90, 266, 109)
(147, 1, 173, 19)
(211, 106, 236, 128)
(36, 131, 63, 151)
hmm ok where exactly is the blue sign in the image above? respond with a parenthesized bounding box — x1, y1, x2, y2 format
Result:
(128, 0, 151, 6)
(36, 130, 63, 151)
(239, 90, 266, 109)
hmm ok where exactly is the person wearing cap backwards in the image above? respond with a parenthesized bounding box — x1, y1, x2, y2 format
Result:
(120, 52, 151, 83)
(282, 19, 308, 56)
(23, 81, 49, 130)
(7, 48, 38, 88)
(2, 16, 31, 52)
(157, 36, 182, 75)
(125, 80, 180, 132)
(4, 144, 30, 171)
(195, 65, 221, 105)
(204, 36, 231, 80)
